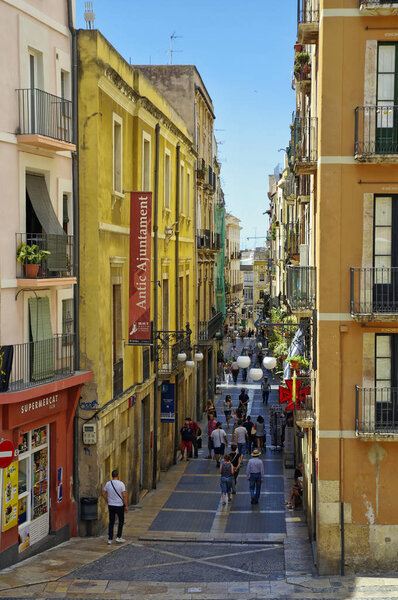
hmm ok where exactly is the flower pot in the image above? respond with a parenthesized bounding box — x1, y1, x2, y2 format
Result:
(23, 263, 40, 278)
(294, 43, 302, 52)
(290, 360, 300, 371)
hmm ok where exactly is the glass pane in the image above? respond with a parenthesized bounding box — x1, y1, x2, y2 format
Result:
(18, 458, 28, 495)
(374, 255, 391, 271)
(375, 386, 391, 403)
(18, 433, 28, 455)
(18, 497, 27, 525)
(374, 227, 392, 255)
(32, 426, 47, 449)
(32, 448, 48, 520)
(376, 335, 391, 357)
(377, 101, 394, 128)
(378, 45, 395, 73)
(375, 197, 392, 226)
(376, 358, 391, 380)
(378, 75, 395, 101)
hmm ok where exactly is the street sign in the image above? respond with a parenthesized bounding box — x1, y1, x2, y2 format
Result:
(0, 440, 15, 469)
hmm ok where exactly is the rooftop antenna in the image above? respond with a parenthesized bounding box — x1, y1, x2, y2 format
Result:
(164, 32, 182, 65)
(84, 1, 95, 29)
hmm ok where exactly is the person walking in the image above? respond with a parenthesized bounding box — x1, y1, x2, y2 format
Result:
(219, 454, 234, 505)
(233, 420, 249, 455)
(180, 418, 194, 461)
(229, 444, 243, 495)
(231, 358, 239, 384)
(238, 388, 250, 416)
(189, 417, 200, 459)
(243, 415, 254, 455)
(246, 449, 264, 505)
(261, 377, 271, 405)
(207, 413, 217, 459)
(102, 469, 128, 544)
(211, 421, 228, 467)
(223, 394, 233, 430)
(206, 399, 217, 420)
(255, 415, 266, 451)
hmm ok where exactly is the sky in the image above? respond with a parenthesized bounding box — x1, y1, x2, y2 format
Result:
(76, 0, 297, 248)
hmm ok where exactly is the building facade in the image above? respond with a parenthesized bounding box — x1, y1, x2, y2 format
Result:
(0, 0, 91, 568)
(77, 31, 198, 532)
(225, 213, 243, 327)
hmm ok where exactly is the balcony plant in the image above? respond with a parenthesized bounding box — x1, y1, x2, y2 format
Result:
(196, 165, 207, 181)
(294, 51, 311, 80)
(286, 355, 310, 372)
(16, 242, 50, 278)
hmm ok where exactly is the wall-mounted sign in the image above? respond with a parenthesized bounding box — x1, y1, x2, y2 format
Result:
(160, 383, 175, 422)
(5, 390, 68, 428)
(2, 461, 18, 531)
(129, 192, 152, 344)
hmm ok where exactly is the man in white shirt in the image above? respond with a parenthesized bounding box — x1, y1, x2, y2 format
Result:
(211, 421, 228, 467)
(102, 469, 128, 544)
(233, 420, 249, 455)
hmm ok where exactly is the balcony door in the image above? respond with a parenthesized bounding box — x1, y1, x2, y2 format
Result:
(376, 44, 398, 153)
(375, 334, 398, 429)
(373, 195, 398, 311)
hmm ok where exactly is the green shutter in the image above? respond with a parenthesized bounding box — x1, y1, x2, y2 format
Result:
(29, 297, 54, 381)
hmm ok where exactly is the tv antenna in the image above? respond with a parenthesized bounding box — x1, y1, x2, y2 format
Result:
(84, 1, 95, 29)
(164, 32, 183, 65)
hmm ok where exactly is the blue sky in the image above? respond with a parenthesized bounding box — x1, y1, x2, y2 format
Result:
(76, 0, 297, 248)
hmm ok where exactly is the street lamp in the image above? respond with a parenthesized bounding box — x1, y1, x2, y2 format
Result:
(263, 356, 277, 370)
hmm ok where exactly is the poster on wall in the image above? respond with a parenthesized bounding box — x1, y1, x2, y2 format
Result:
(2, 461, 18, 532)
(18, 526, 30, 553)
(160, 383, 175, 422)
(129, 192, 152, 344)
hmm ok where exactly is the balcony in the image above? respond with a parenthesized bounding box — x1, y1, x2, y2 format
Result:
(294, 116, 318, 174)
(355, 106, 398, 162)
(284, 222, 300, 258)
(198, 312, 223, 342)
(356, 386, 398, 438)
(16, 88, 75, 152)
(197, 229, 219, 251)
(297, 174, 311, 203)
(350, 267, 398, 320)
(287, 266, 316, 311)
(156, 331, 191, 376)
(294, 65, 312, 96)
(282, 173, 296, 201)
(295, 392, 314, 428)
(16, 233, 75, 287)
(298, 1, 319, 44)
(0, 334, 75, 393)
(113, 359, 123, 398)
(359, 1, 398, 15)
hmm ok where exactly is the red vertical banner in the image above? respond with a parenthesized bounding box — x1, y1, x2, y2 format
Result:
(129, 192, 152, 343)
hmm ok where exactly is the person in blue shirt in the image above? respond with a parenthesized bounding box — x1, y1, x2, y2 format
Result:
(246, 449, 264, 504)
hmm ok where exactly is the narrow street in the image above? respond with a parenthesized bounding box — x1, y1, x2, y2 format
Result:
(1, 339, 398, 598)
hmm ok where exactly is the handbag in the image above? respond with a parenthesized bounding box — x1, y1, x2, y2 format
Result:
(251, 425, 257, 436)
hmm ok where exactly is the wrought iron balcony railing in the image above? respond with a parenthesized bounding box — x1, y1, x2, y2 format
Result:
(355, 105, 398, 158)
(284, 221, 301, 257)
(287, 266, 316, 311)
(297, 174, 311, 199)
(298, 0, 319, 43)
(156, 330, 191, 375)
(350, 267, 398, 316)
(356, 386, 398, 435)
(17, 88, 73, 143)
(198, 312, 224, 341)
(0, 334, 75, 393)
(16, 233, 74, 278)
(294, 116, 318, 169)
(360, 0, 398, 11)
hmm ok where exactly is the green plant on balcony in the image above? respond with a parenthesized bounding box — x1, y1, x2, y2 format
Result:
(16, 242, 51, 278)
(197, 165, 208, 180)
(286, 355, 310, 369)
(270, 222, 277, 240)
(294, 51, 311, 80)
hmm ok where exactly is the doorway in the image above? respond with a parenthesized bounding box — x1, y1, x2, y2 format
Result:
(139, 395, 150, 492)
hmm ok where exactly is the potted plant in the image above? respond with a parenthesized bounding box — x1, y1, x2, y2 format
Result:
(16, 242, 50, 278)
(196, 166, 207, 181)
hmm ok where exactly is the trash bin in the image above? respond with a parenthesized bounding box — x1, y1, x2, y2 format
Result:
(80, 496, 98, 520)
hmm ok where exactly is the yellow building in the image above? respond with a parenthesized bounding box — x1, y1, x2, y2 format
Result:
(253, 248, 268, 321)
(77, 30, 197, 531)
(269, 0, 398, 575)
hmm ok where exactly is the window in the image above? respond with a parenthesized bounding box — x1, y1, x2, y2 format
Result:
(187, 171, 191, 217)
(164, 150, 171, 209)
(60, 70, 71, 118)
(143, 134, 151, 191)
(186, 274, 190, 326)
(62, 298, 74, 345)
(180, 163, 185, 214)
(260, 273, 265, 282)
(179, 276, 184, 329)
(112, 284, 123, 397)
(113, 115, 123, 194)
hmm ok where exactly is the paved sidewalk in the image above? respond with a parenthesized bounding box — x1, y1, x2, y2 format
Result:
(1, 337, 398, 598)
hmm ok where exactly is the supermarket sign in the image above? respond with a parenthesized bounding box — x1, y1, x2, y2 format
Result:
(5, 390, 68, 428)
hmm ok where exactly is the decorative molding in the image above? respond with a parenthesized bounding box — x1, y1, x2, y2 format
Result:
(110, 256, 127, 267)
(0, 131, 17, 145)
(1, 279, 17, 289)
(3, 0, 70, 36)
(317, 313, 352, 321)
(318, 430, 356, 439)
(99, 222, 129, 235)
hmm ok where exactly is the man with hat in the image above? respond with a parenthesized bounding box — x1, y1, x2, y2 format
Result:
(246, 448, 264, 504)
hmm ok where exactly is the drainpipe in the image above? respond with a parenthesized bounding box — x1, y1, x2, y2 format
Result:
(67, 0, 81, 528)
(339, 327, 345, 575)
(152, 123, 160, 489)
(174, 144, 180, 463)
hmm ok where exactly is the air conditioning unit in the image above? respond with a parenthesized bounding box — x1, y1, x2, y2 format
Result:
(300, 244, 309, 266)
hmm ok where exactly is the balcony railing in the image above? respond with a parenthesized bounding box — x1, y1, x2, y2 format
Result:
(350, 267, 398, 316)
(360, 1, 398, 13)
(156, 331, 191, 375)
(298, 1, 319, 43)
(297, 174, 311, 199)
(17, 88, 73, 144)
(198, 312, 223, 341)
(197, 229, 219, 250)
(356, 386, 398, 435)
(284, 222, 300, 257)
(16, 233, 74, 278)
(294, 390, 314, 427)
(355, 106, 398, 159)
(113, 359, 123, 398)
(284, 173, 296, 199)
(287, 266, 316, 311)
(294, 116, 318, 170)
(1, 334, 75, 393)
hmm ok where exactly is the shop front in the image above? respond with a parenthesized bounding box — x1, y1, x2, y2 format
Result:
(0, 372, 91, 568)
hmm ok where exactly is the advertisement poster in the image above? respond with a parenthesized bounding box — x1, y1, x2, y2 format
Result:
(129, 192, 152, 343)
(2, 461, 18, 532)
(57, 466, 63, 503)
(160, 383, 175, 422)
(18, 526, 30, 553)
